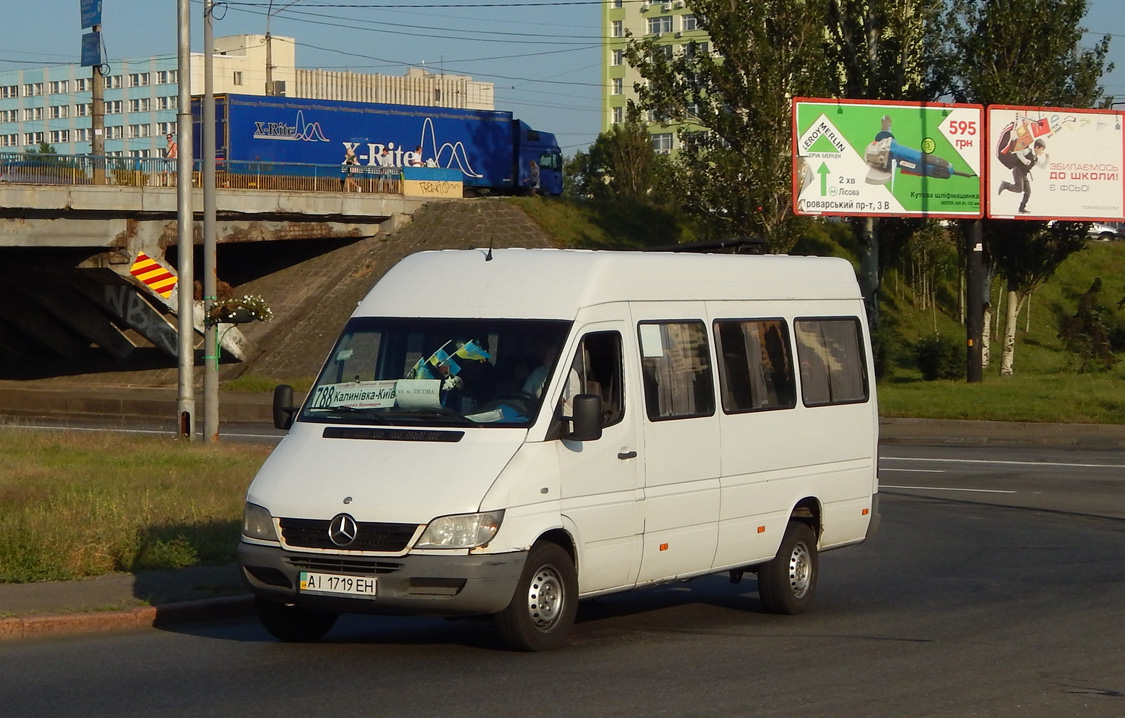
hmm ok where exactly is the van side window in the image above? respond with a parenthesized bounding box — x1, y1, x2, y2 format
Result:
(794, 318, 868, 406)
(565, 331, 624, 427)
(714, 319, 796, 413)
(638, 321, 715, 421)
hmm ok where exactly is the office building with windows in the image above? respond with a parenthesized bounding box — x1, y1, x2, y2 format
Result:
(0, 34, 494, 158)
(603, 0, 710, 154)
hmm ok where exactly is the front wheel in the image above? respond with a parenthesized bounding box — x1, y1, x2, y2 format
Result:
(493, 542, 578, 651)
(255, 598, 338, 642)
(757, 521, 818, 615)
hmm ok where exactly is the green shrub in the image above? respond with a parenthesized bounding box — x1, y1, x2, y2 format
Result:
(913, 334, 963, 381)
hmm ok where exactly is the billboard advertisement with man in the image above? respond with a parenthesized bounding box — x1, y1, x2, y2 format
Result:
(987, 105, 1124, 221)
(793, 98, 984, 218)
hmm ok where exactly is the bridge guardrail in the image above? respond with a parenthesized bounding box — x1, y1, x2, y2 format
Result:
(0, 153, 404, 194)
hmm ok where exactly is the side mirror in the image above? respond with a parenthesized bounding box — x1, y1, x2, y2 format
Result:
(273, 384, 298, 430)
(569, 394, 603, 442)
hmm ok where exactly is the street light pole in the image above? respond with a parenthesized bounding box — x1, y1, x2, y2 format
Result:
(203, 0, 219, 442)
(265, 0, 303, 96)
(175, 0, 196, 438)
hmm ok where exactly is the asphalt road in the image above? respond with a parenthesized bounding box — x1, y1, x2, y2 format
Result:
(2, 445, 1124, 717)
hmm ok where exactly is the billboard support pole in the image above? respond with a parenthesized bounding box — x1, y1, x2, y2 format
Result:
(966, 220, 984, 383)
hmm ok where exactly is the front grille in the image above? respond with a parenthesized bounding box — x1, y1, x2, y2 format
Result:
(279, 517, 418, 552)
(286, 556, 402, 575)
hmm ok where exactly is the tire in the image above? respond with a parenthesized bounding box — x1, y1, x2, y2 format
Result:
(255, 597, 338, 642)
(757, 521, 818, 615)
(493, 542, 578, 651)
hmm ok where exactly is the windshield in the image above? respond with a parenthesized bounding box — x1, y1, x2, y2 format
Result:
(300, 317, 572, 428)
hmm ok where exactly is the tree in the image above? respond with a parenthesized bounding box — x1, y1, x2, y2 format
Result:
(942, 0, 1112, 375)
(625, 0, 829, 252)
(564, 120, 669, 203)
(821, 1, 947, 329)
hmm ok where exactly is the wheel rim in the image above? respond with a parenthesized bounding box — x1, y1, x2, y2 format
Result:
(525, 563, 565, 632)
(787, 542, 812, 599)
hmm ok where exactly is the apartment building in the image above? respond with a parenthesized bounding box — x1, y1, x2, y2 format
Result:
(0, 34, 494, 158)
(603, 0, 710, 154)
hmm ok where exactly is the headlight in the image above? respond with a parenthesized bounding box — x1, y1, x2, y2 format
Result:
(415, 511, 504, 549)
(242, 502, 279, 542)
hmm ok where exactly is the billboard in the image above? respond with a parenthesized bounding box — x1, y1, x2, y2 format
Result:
(987, 105, 1124, 221)
(793, 98, 984, 218)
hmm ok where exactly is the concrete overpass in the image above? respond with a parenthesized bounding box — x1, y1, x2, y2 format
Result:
(0, 180, 425, 373)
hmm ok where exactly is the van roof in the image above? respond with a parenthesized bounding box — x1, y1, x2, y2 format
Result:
(356, 248, 862, 320)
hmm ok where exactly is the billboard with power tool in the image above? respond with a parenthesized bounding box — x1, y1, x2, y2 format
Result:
(792, 98, 984, 218)
(987, 105, 1124, 221)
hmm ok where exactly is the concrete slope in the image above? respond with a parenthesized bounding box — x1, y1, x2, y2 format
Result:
(235, 198, 557, 381)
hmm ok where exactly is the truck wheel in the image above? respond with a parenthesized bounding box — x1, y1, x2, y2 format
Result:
(255, 598, 338, 642)
(757, 521, 818, 615)
(493, 542, 577, 651)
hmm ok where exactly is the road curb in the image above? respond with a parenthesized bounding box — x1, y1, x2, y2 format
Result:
(0, 595, 255, 641)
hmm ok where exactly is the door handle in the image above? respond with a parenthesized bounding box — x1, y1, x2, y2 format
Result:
(617, 450, 637, 460)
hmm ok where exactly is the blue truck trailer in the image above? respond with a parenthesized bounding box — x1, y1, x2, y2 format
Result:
(192, 94, 563, 195)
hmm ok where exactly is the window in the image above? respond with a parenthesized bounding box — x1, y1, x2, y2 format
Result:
(612, 78, 623, 95)
(686, 41, 709, 58)
(714, 320, 797, 413)
(128, 73, 150, 87)
(0, 110, 7, 123)
(23, 82, 43, 96)
(75, 103, 91, 117)
(49, 105, 69, 119)
(652, 44, 673, 61)
(612, 0, 622, 7)
(1, 134, 18, 147)
(683, 14, 699, 31)
(48, 80, 70, 94)
(647, 16, 673, 35)
(638, 321, 714, 421)
(128, 124, 151, 138)
(612, 106, 623, 124)
(233, 71, 243, 86)
(611, 20, 623, 38)
(23, 107, 44, 121)
(561, 331, 624, 428)
(74, 128, 90, 142)
(129, 98, 151, 113)
(24, 131, 44, 145)
(0, 85, 17, 98)
(75, 78, 88, 92)
(106, 75, 123, 89)
(49, 129, 70, 144)
(105, 125, 122, 139)
(794, 318, 868, 406)
(157, 121, 177, 135)
(129, 149, 151, 158)
(106, 100, 122, 114)
(611, 49, 624, 66)
(651, 133, 673, 154)
(157, 95, 178, 111)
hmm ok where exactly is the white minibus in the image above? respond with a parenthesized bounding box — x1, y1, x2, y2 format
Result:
(239, 248, 880, 650)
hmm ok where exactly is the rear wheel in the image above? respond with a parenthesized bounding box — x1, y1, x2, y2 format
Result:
(493, 542, 578, 651)
(255, 598, 338, 642)
(757, 521, 818, 615)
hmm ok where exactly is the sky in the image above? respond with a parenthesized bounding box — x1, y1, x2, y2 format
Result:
(1, 1, 1124, 156)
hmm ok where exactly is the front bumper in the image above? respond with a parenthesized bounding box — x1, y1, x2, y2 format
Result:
(238, 541, 526, 616)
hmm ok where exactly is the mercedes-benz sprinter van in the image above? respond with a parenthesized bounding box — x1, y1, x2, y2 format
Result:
(238, 248, 880, 650)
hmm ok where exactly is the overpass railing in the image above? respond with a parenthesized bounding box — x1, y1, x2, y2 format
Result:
(0, 152, 404, 194)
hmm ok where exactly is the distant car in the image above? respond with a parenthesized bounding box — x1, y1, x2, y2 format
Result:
(1088, 222, 1123, 241)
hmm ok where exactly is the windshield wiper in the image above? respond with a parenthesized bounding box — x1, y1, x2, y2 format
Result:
(377, 408, 474, 426)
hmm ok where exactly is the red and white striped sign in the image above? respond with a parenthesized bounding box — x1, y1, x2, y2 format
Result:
(129, 252, 178, 299)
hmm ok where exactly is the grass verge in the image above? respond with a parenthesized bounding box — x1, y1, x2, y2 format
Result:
(0, 429, 270, 583)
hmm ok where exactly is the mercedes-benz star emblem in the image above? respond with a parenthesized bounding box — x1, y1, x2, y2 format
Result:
(328, 513, 358, 547)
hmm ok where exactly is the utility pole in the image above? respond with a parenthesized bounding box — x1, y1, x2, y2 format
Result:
(176, 0, 196, 438)
(203, 0, 219, 441)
